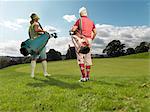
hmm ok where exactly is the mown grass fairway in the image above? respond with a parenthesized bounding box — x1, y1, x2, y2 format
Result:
(0, 53, 149, 112)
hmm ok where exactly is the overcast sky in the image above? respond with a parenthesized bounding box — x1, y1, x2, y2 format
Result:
(0, 0, 150, 56)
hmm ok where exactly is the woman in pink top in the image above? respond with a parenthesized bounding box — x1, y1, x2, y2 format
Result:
(71, 7, 97, 82)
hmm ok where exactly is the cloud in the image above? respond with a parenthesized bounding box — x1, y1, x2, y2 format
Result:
(93, 38, 105, 45)
(0, 24, 149, 56)
(0, 24, 61, 56)
(0, 18, 28, 31)
(16, 18, 28, 24)
(46, 37, 72, 55)
(63, 15, 77, 22)
(0, 37, 72, 56)
(44, 25, 60, 33)
(94, 24, 150, 53)
(0, 40, 22, 56)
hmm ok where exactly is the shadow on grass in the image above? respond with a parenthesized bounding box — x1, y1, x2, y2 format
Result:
(97, 79, 130, 87)
(27, 77, 83, 89)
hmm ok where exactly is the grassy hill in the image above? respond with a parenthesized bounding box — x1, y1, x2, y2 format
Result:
(120, 52, 150, 59)
(0, 54, 149, 112)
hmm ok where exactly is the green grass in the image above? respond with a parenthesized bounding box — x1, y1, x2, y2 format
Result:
(120, 52, 150, 59)
(0, 53, 150, 112)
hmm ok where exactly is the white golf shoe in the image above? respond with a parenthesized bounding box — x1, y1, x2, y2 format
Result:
(31, 74, 35, 78)
(44, 73, 51, 77)
(79, 77, 87, 82)
(86, 77, 90, 81)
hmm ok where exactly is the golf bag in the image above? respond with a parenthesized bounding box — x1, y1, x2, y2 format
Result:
(20, 32, 57, 56)
(70, 31, 90, 54)
(70, 18, 90, 54)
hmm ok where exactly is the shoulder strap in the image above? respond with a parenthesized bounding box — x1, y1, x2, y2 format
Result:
(38, 22, 45, 34)
(28, 26, 32, 39)
(79, 18, 82, 34)
(38, 22, 43, 30)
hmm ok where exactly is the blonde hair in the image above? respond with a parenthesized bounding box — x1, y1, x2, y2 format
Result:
(79, 7, 88, 17)
(80, 10, 88, 17)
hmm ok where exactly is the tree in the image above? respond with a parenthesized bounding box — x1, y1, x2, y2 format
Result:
(103, 40, 126, 57)
(46, 49, 62, 61)
(135, 42, 149, 53)
(66, 45, 76, 59)
(126, 48, 135, 55)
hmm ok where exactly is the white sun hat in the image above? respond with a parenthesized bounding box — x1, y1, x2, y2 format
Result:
(79, 7, 87, 14)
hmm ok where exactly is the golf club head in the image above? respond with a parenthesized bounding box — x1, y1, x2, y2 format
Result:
(69, 31, 75, 35)
(51, 33, 57, 38)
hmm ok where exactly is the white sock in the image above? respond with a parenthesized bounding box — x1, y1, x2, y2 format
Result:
(31, 60, 36, 77)
(42, 60, 48, 75)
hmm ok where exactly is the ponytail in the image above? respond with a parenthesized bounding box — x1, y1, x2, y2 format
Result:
(30, 20, 34, 25)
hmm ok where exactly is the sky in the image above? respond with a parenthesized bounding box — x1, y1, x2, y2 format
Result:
(0, 0, 150, 56)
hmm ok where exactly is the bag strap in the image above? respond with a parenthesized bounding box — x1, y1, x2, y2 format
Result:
(28, 28, 31, 39)
(79, 18, 82, 35)
(38, 22, 46, 35)
(38, 22, 43, 30)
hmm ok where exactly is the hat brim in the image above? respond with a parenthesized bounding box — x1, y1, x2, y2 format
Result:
(33, 16, 40, 20)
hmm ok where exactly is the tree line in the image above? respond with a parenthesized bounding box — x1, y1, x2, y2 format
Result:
(103, 40, 150, 57)
(66, 40, 150, 59)
(0, 40, 149, 69)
